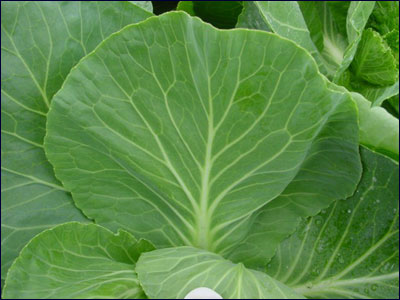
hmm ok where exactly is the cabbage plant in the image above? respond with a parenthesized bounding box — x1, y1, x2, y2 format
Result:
(1, 1, 398, 299)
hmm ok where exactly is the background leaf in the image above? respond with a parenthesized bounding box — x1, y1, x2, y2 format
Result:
(137, 246, 304, 299)
(351, 92, 399, 161)
(1, 1, 152, 280)
(2, 222, 154, 299)
(266, 147, 399, 299)
(178, 1, 243, 29)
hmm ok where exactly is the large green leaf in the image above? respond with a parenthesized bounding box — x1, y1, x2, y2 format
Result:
(1, 1, 152, 279)
(45, 12, 360, 258)
(2, 222, 154, 299)
(266, 147, 399, 299)
(136, 246, 304, 299)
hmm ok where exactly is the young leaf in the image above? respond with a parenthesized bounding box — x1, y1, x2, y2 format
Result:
(350, 28, 398, 87)
(333, 1, 375, 81)
(2, 222, 154, 299)
(136, 246, 304, 299)
(266, 147, 399, 299)
(1, 1, 152, 280)
(45, 12, 360, 259)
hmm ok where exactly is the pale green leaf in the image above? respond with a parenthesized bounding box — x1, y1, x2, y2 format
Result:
(266, 147, 399, 299)
(130, 1, 153, 13)
(136, 246, 304, 299)
(2, 222, 154, 299)
(0, 1, 152, 279)
(351, 92, 399, 161)
(45, 12, 360, 260)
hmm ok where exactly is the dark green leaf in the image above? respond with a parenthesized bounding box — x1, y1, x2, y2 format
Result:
(266, 147, 399, 299)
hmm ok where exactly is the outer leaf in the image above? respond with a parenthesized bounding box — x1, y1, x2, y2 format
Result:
(2, 222, 154, 299)
(0, 1, 152, 279)
(266, 147, 399, 299)
(136, 246, 304, 299)
(45, 12, 360, 258)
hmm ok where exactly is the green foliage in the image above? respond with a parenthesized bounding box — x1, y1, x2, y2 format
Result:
(0, 0, 152, 280)
(1, 1, 398, 299)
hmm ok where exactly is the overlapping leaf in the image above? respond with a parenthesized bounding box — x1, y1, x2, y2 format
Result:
(266, 147, 399, 299)
(1, 1, 152, 279)
(136, 247, 304, 299)
(2, 222, 154, 299)
(236, 1, 399, 161)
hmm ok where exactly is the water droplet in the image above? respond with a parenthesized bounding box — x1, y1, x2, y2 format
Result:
(371, 284, 378, 291)
(376, 199, 380, 204)
(321, 209, 326, 214)
(347, 209, 352, 213)
(315, 219, 322, 225)
(305, 282, 313, 289)
(372, 176, 377, 182)
(338, 257, 345, 264)
(394, 208, 397, 213)
(267, 263, 272, 269)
